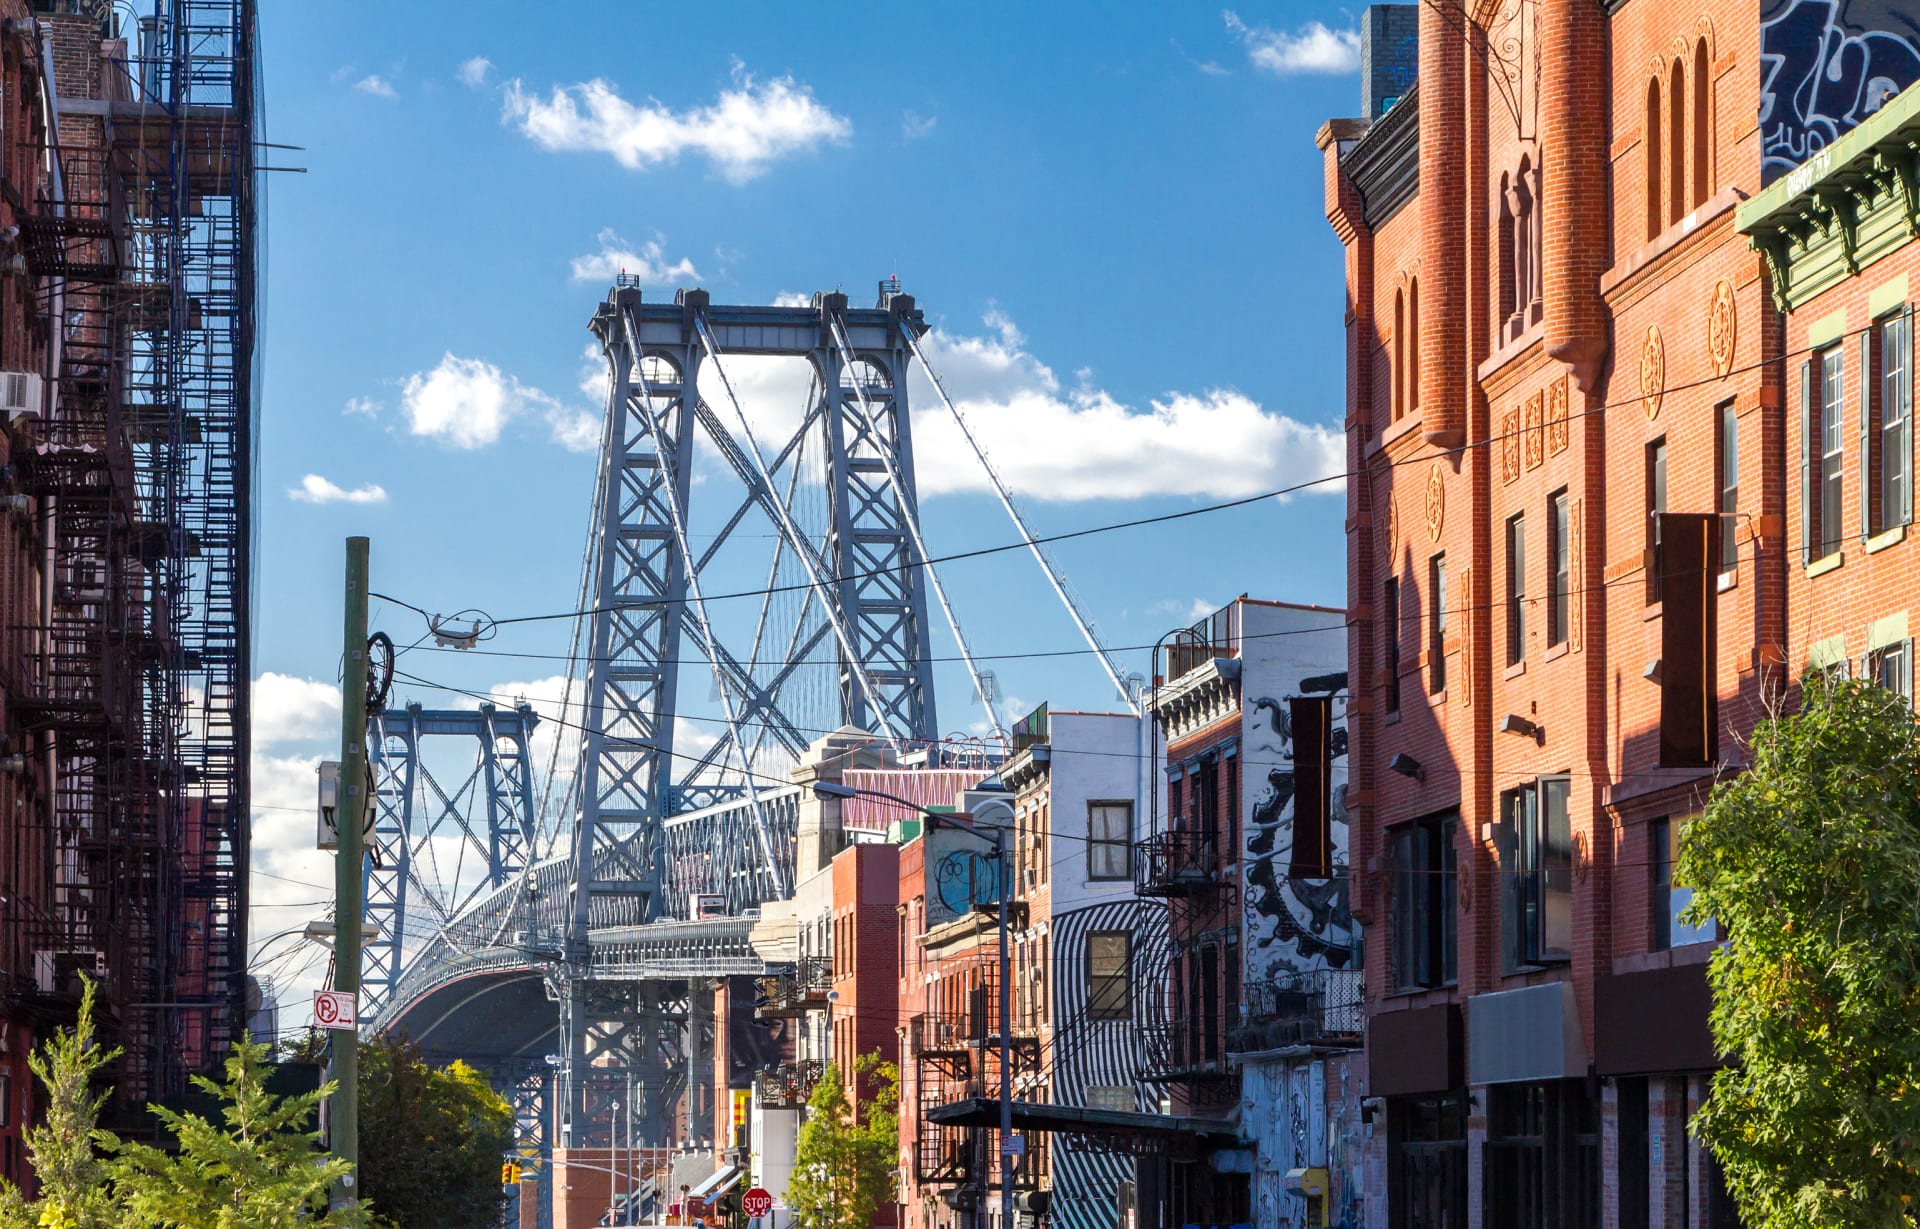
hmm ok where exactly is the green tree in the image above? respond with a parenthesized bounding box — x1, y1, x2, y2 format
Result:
(1679, 674, 1920, 1227)
(0, 979, 122, 1229)
(356, 1034, 513, 1229)
(786, 1055, 899, 1229)
(114, 1037, 363, 1229)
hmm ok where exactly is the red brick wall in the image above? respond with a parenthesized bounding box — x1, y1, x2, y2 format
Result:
(1326, 0, 1782, 1081)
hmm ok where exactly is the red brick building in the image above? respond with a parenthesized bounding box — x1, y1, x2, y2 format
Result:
(1321, 3, 1920, 1226)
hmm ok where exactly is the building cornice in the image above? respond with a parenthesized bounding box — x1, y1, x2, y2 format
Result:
(1737, 81, 1920, 312)
(1151, 658, 1242, 744)
(1003, 744, 1052, 794)
(1342, 84, 1420, 228)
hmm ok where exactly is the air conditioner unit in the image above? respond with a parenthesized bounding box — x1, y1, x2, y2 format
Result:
(33, 950, 105, 995)
(0, 372, 42, 424)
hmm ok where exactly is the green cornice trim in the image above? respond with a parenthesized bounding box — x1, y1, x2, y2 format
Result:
(1738, 81, 1920, 312)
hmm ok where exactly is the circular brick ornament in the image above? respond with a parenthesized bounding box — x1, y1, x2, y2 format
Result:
(1640, 324, 1665, 420)
(1424, 461, 1446, 542)
(1707, 280, 1737, 378)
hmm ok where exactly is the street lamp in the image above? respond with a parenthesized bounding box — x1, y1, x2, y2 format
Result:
(810, 780, 1018, 1229)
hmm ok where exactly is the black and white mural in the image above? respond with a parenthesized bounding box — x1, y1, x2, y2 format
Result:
(1762, 0, 1920, 182)
(1045, 898, 1169, 1229)
(1242, 694, 1354, 986)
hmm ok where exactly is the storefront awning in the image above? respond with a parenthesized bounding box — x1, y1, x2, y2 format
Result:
(687, 1165, 743, 1202)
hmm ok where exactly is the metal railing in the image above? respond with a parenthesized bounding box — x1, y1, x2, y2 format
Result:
(1133, 830, 1223, 897)
(753, 1060, 823, 1109)
(754, 955, 832, 1017)
(1232, 967, 1364, 1050)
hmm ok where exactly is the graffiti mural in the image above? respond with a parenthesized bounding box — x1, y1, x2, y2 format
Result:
(1762, 0, 1920, 182)
(1243, 693, 1355, 990)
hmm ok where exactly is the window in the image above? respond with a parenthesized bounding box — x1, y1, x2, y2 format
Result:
(1429, 553, 1447, 693)
(1868, 638, 1913, 702)
(1087, 932, 1131, 1020)
(1692, 39, 1711, 209)
(1384, 576, 1402, 713)
(1645, 77, 1663, 242)
(1409, 277, 1421, 415)
(1506, 514, 1526, 666)
(1646, 437, 1667, 603)
(1650, 816, 1715, 949)
(1819, 347, 1846, 557)
(1390, 814, 1458, 990)
(1872, 308, 1913, 535)
(1393, 288, 1406, 422)
(1668, 58, 1686, 227)
(1501, 776, 1572, 968)
(1088, 802, 1132, 880)
(1718, 403, 1739, 572)
(1548, 491, 1570, 648)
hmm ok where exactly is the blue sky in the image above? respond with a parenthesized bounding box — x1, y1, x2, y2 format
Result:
(248, 3, 1367, 1007)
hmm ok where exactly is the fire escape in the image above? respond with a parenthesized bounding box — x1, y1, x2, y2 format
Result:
(9, 0, 253, 1110)
(1135, 765, 1241, 1111)
(907, 959, 1045, 1210)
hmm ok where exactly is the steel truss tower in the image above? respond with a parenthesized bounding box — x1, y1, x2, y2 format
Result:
(560, 285, 940, 1144)
(361, 702, 541, 1018)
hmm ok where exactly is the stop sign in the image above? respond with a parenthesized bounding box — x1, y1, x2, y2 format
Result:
(742, 1188, 774, 1218)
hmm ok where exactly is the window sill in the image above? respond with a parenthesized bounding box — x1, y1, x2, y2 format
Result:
(1428, 687, 1449, 708)
(1642, 600, 1663, 623)
(1383, 982, 1459, 1001)
(1383, 708, 1402, 726)
(1807, 551, 1845, 578)
(1545, 641, 1569, 662)
(1503, 659, 1527, 680)
(1866, 524, 1907, 554)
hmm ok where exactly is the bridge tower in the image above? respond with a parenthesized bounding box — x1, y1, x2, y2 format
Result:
(559, 284, 942, 1147)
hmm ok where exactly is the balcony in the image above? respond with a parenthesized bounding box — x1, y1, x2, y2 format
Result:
(1134, 830, 1223, 898)
(753, 1060, 823, 1109)
(908, 1012, 974, 1059)
(1230, 968, 1364, 1051)
(1138, 1022, 1236, 1095)
(754, 956, 831, 1018)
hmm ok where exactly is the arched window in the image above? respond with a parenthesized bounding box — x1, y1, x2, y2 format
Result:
(1395, 288, 1407, 420)
(1499, 171, 1517, 327)
(1692, 38, 1711, 208)
(1409, 276, 1421, 415)
(1669, 58, 1686, 226)
(1646, 77, 1663, 241)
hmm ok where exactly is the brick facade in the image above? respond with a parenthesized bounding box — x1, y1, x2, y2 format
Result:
(1322, 2, 1824, 1226)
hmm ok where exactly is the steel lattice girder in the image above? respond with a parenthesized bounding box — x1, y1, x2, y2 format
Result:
(362, 703, 540, 1019)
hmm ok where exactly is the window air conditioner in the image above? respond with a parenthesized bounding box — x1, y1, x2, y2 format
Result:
(0, 372, 42, 424)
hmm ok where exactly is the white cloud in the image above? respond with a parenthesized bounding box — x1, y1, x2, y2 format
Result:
(345, 396, 380, 418)
(1223, 11, 1360, 75)
(771, 291, 813, 308)
(1150, 597, 1221, 624)
(457, 56, 492, 88)
(570, 228, 701, 285)
(288, 474, 388, 505)
(253, 673, 342, 745)
(501, 64, 851, 184)
(901, 109, 937, 142)
(906, 311, 1343, 502)
(354, 73, 398, 98)
(399, 353, 593, 452)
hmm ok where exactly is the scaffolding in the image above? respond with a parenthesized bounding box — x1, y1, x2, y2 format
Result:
(13, 0, 254, 1111)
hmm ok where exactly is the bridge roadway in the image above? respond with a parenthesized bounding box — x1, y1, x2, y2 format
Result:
(375, 786, 798, 1061)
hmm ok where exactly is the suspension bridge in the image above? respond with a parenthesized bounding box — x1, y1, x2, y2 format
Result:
(356, 281, 1134, 1224)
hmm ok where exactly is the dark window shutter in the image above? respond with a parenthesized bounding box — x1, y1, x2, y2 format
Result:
(1658, 512, 1719, 768)
(1287, 696, 1333, 879)
(1861, 329, 1873, 540)
(1800, 359, 1814, 565)
(1904, 304, 1916, 527)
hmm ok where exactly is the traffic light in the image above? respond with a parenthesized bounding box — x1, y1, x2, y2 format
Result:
(501, 1160, 523, 1186)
